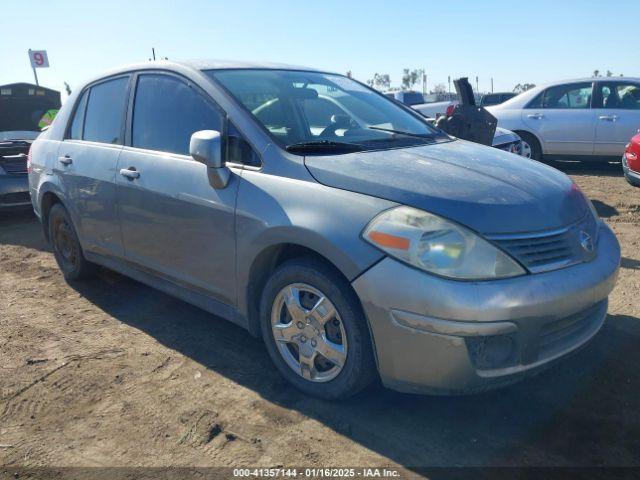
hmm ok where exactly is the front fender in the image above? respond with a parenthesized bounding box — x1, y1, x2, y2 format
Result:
(235, 170, 396, 322)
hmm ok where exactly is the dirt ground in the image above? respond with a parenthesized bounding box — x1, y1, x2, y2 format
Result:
(1, 161, 639, 476)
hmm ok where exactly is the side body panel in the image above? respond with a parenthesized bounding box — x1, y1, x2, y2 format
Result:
(521, 108, 595, 155)
(234, 145, 392, 322)
(116, 147, 241, 306)
(593, 108, 640, 156)
(55, 140, 123, 256)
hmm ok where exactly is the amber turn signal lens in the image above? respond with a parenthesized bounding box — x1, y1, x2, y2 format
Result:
(367, 231, 410, 250)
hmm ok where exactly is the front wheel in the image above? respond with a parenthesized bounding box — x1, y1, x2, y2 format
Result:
(260, 257, 376, 399)
(516, 132, 542, 161)
(520, 140, 532, 159)
(625, 172, 640, 188)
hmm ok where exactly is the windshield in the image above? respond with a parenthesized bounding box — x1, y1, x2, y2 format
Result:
(206, 69, 445, 153)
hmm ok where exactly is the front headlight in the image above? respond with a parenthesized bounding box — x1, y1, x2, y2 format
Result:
(363, 206, 525, 280)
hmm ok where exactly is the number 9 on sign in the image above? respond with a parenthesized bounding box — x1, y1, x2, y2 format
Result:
(29, 50, 50, 68)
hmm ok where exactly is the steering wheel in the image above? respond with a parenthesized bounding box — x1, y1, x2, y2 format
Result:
(319, 114, 352, 139)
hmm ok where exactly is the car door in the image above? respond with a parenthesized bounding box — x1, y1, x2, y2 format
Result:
(593, 81, 640, 156)
(116, 72, 241, 306)
(521, 82, 596, 156)
(56, 76, 130, 257)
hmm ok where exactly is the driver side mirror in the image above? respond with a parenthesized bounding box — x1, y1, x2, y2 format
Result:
(190, 130, 230, 189)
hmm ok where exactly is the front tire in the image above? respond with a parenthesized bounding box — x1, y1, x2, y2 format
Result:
(260, 257, 376, 399)
(48, 203, 96, 281)
(625, 172, 640, 188)
(517, 132, 542, 161)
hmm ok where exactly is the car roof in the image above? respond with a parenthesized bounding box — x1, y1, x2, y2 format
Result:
(541, 77, 640, 86)
(89, 59, 325, 79)
(75, 59, 333, 91)
(178, 59, 323, 72)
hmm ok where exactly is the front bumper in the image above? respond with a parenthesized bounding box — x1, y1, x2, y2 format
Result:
(352, 222, 620, 394)
(0, 175, 31, 210)
(622, 154, 640, 186)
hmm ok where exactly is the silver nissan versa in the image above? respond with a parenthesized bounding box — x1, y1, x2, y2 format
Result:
(28, 61, 621, 399)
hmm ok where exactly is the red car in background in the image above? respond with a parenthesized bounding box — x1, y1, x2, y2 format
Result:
(623, 132, 640, 187)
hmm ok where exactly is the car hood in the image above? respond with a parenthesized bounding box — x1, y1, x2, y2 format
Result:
(304, 139, 587, 235)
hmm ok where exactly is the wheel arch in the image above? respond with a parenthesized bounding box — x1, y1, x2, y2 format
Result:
(513, 129, 544, 154)
(38, 184, 67, 242)
(242, 241, 372, 339)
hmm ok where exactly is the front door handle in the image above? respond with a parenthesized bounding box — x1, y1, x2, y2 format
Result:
(119, 167, 140, 180)
(527, 113, 544, 119)
(599, 114, 618, 122)
(58, 155, 73, 165)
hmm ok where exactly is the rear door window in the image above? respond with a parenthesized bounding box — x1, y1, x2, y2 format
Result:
(83, 77, 129, 144)
(600, 83, 640, 110)
(131, 74, 223, 155)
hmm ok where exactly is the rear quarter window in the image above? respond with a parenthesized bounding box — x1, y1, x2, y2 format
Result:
(68, 90, 89, 140)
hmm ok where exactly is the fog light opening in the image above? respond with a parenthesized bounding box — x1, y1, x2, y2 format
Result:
(466, 334, 516, 370)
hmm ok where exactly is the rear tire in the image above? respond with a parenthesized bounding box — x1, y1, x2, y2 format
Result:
(260, 257, 376, 399)
(48, 203, 96, 281)
(517, 132, 542, 161)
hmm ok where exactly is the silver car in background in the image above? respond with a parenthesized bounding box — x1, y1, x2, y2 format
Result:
(29, 61, 620, 399)
(487, 78, 640, 161)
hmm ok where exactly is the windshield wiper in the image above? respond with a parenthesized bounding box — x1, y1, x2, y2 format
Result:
(366, 126, 437, 139)
(285, 140, 363, 154)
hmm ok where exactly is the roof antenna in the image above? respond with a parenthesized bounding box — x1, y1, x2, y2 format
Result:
(152, 47, 156, 61)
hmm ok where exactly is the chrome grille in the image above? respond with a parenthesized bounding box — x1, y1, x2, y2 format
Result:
(488, 213, 598, 273)
(0, 192, 30, 205)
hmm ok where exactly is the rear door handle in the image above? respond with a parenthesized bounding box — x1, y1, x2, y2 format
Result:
(119, 167, 140, 180)
(599, 115, 618, 122)
(58, 155, 73, 165)
(527, 113, 544, 119)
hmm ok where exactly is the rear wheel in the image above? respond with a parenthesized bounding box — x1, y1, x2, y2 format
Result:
(260, 257, 376, 399)
(516, 132, 542, 161)
(48, 203, 96, 280)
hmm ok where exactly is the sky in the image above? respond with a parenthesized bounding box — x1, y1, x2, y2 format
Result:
(2, 0, 637, 102)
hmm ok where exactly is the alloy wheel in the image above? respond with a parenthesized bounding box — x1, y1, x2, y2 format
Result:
(270, 283, 347, 382)
(520, 141, 532, 159)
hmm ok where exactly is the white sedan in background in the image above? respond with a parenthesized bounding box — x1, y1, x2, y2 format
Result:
(486, 78, 640, 161)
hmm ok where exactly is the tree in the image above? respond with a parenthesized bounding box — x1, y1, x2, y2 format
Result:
(592, 69, 622, 77)
(366, 73, 391, 90)
(513, 83, 536, 93)
(432, 83, 446, 94)
(401, 68, 424, 90)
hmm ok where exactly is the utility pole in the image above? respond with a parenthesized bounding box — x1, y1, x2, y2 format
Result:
(475, 76, 479, 93)
(422, 72, 427, 94)
(491, 77, 494, 93)
(448, 76, 451, 96)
